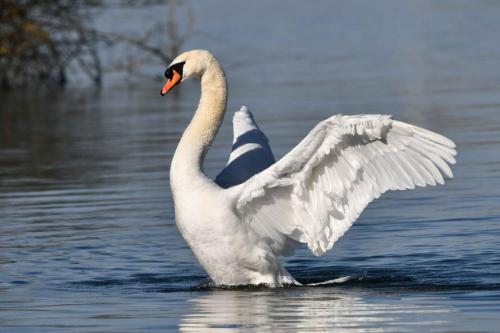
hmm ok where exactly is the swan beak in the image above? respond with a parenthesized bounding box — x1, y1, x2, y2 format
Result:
(161, 70, 182, 96)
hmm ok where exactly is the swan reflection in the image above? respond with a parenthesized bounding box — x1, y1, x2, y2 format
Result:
(179, 288, 454, 332)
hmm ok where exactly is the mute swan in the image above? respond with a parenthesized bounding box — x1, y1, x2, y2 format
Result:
(161, 50, 456, 287)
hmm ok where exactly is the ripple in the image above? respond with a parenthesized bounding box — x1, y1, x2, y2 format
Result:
(63, 268, 500, 295)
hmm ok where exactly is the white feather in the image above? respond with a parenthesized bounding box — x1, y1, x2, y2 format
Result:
(234, 115, 457, 256)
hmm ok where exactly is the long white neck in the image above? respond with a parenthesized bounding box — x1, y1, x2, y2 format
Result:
(170, 58, 228, 190)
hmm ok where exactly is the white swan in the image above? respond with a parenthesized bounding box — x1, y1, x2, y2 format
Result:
(161, 50, 457, 287)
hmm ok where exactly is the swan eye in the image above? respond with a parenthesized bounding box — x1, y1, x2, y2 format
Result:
(165, 61, 185, 80)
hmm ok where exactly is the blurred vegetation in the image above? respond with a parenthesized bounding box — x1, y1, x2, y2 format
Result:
(0, 0, 193, 89)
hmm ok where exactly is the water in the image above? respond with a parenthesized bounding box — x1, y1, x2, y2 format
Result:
(1, 1, 500, 332)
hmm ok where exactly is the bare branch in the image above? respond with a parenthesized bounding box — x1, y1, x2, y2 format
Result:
(0, 0, 194, 88)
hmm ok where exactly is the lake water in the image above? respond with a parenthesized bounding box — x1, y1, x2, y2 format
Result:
(1, 1, 500, 332)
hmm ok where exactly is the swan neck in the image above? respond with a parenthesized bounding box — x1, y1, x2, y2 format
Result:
(172, 60, 227, 183)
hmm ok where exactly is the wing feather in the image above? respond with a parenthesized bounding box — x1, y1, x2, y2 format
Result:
(215, 106, 275, 188)
(233, 114, 456, 256)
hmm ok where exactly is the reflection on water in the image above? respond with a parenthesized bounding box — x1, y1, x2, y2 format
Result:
(180, 289, 454, 333)
(2, 0, 500, 332)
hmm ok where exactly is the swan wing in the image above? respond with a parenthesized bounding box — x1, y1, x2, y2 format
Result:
(235, 114, 457, 256)
(215, 106, 276, 188)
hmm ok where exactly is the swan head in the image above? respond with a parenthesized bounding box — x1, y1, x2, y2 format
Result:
(161, 49, 215, 95)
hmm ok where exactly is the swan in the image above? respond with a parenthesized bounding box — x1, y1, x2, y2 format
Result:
(161, 50, 456, 287)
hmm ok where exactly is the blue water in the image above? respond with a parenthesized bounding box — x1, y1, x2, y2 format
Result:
(1, 1, 500, 332)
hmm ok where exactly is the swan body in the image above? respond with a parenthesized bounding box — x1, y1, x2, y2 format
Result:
(162, 50, 457, 287)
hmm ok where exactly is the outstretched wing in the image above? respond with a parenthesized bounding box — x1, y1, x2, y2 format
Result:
(215, 106, 275, 188)
(234, 114, 457, 256)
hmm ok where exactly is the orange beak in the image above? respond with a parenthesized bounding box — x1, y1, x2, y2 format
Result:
(161, 69, 182, 95)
